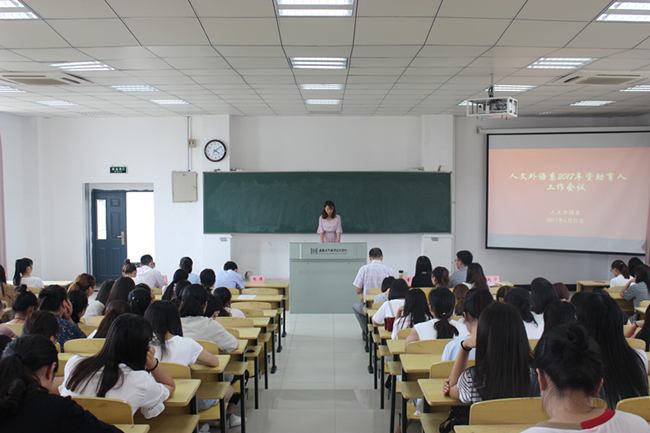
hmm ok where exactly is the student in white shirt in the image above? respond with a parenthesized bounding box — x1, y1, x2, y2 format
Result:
(523, 324, 650, 433)
(215, 262, 245, 291)
(13, 257, 44, 289)
(213, 287, 246, 318)
(610, 259, 632, 288)
(372, 279, 408, 327)
(59, 313, 176, 419)
(505, 288, 544, 339)
(135, 254, 166, 289)
(405, 288, 462, 349)
(391, 288, 433, 339)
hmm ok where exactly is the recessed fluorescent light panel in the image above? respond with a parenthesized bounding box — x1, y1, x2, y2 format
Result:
(598, 2, 650, 21)
(151, 100, 188, 105)
(0, 0, 38, 19)
(0, 85, 24, 92)
(290, 57, 347, 69)
(458, 101, 470, 106)
(111, 85, 159, 92)
(50, 61, 115, 72)
(277, 0, 353, 17)
(305, 99, 341, 104)
(570, 101, 615, 107)
(299, 84, 344, 90)
(621, 85, 650, 91)
(488, 85, 536, 92)
(279, 9, 352, 16)
(36, 100, 77, 106)
(528, 58, 595, 69)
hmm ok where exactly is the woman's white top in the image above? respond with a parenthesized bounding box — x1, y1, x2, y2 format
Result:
(188, 273, 200, 285)
(610, 274, 631, 288)
(414, 318, 462, 340)
(180, 316, 238, 353)
(83, 300, 105, 320)
(531, 312, 545, 335)
(454, 317, 469, 336)
(86, 330, 97, 338)
(463, 282, 474, 289)
(59, 355, 170, 419)
(226, 307, 246, 318)
(21, 276, 44, 289)
(391, 315, 413, 339)
(151, 335, 203, 365)
(523, 319, 544, 339)
(373, 299, 405, 325)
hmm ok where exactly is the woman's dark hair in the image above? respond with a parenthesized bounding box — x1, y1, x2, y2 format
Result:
(463, 288, 495, 322)
(381, 276, 395, 293)
(428, 288, 458, 339)
(496, 285, 512, 302)
(105, 277, 136, 307)
(179, 257, 193, 274)
(13, 258, 33, 286)
(575, 291, 648, 408)
(0, 335, 58, 418)
(453, 284, 469, 315)
(175, 280, 192, 301)
(321, 200, 336, 219)
(415, 256, 432, 276)
(135, 283, 151, 292)
(534, 324, 603, 397)
(65, 314, 152, 398)
(432, 267, 450, 288)
(128, 288, 152, 316)
(388, 279, 409, 300)
(505, 288, 536, 325)
(95, 301, 131, 339)
(466, 263, 488, 290)
(179, 284, 208, 317)
(553, 282, 570, 301)
(67, 290, 88, 324)
(11, 286, 38, 315)
(96, 280, 114, 307)
(200, 269, 216, 288)
(401, 288, 432, 328)
(214, 286, 232, 306)
(144, 301, 183, 360)
(629, 257, 644, 277)
(38, 285, 67, 313)
(636, 303, 650, 351)
(162, 269, 189, 301)
(542, 300, 576, 337)
(0, 335, 11, 356)
(611, 260, 630, 280)
(22, 311, 59, 341)
(68, 273, 96, 295)
(635, 264, 650, 290)
(205, 294, 228, 318)
(530, 277, 558, 315)
(122, 259, 137, 275)
(474, 302, 533, 401)
(0, 265, 6, 299)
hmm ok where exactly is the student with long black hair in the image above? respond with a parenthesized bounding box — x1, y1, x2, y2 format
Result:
(67, 290, 88, 324)
(83, 279, 114, 319)
(13, 258, 44, 289)
(464, 263, 488, 290)
(531, 277, 558, 318)
(214, 287, 246, 318)
(629, 257, 644, 278)
(162, 269, 188, 301)
(92, 301, 131, 339)
(575, 291, 648, 409)
(633, 303, 650, 350)
(432, 266, 451, 289)
(39, 285, 85, 349)
(444, 302, 540, 403)
(104, 276, 135, 309)
(128, 287, 152, 316)
(59, 314, 175, 419)
(610, 259, 631, 288)
(541, 300, 576, 338)
(6, 286, 38, 325)
(405, 288, 461, 348)
(180, 257, 200, 284)
(391, 288, 433, 339)
(621, 264, 650, 320)
(505, 288, 543, 339)
(22, 310, 59, 343)
(410, 256, 433, 288)
(0, 334, 121, 433)
(0, 264, 13, 307)
(372, 279, 408, 327)
(200, 268, 216, 291)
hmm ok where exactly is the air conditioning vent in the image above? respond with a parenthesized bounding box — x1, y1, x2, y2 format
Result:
(0, 72, 93, 86)
(551, 71, 649, 86)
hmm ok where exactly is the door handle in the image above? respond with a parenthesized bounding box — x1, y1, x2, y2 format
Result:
(117, 231, 125, 246)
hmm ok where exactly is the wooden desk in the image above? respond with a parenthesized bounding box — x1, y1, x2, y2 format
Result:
(577, 280, 610, 292)
(387, 339, 407, 357)
(43, 280, 73, 287)
(363, 294, 376, 303)
(233, 327, 261, 342)
(166, 379, 201, 409)
(251, 317, 271, 328)
(189, 354, 230, 375)
(229, 340, 248, 358)
(57, 352, 94, 376)
(418, 377, 471, 407)
(378, 326, 391, 341)
(395, 354, 443, 433)
(115, 425, 150, 433)
(609, 291, 634, 315)
(244, 281, 289, 337)
(489, 281, 514, 295)
(455, 425, 535, 433)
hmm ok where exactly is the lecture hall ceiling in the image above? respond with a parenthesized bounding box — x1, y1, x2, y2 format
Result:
(1, 0, 650, 117)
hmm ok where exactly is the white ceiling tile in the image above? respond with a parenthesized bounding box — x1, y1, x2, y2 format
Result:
(193, 2, 275, 18)
(238, 69, 293, 76)
(10, 48, 91, 62)
(0, 50, 32, 62)
(352, 45, 421, 57)
(79, 46, 158, 60)
(410, 57, 475, 68)
(213, 46, 285, 57)
(201, 18, 280, 45)
(588, 58, 650, 71)
(0, 21, 70, 49)
(0, 61, 53, 71)
(105, 0, 195, 18)
(349, 67, 405, 75)
(426, 18, 510, 46)
(283, 46, 351, 58)
(438, 0, 526, 19)
(417, 45, 488, 57)
(355, 18, 432, 45)
(480, 47, 558, 58)
(27, 0, 116, 18)
(163, 57, 231, 69)
(278, 18, 354, 46)
(517, 0, 611, 21)
(47, 19, 139, 47)
(568, 23, 650, 49)
(402, 67, 462, 76)
(357, 0, 442, 17)
(605, 49, 650, 59)
(105, 58, 172, 70)
(123, 18, 210, 45)
(226, 57, 289, 69)
(145, 46, 219, 57)
(350, 58, 413, 67)
(498, 20, 588, 48)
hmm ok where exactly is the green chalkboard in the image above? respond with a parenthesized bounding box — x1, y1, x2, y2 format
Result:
(203, 172, 451, 234)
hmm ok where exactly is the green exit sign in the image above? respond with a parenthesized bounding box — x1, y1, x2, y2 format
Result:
(110, 166, 127, 174)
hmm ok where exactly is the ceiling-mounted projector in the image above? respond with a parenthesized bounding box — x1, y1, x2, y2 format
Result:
(466, 97, 518, 118)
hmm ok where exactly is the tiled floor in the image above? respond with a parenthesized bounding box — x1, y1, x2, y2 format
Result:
(221, 313, 402, 433)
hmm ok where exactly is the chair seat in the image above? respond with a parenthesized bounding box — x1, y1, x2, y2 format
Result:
(224, 361, 248, 376)
(134, 413, 199, 433)
(198, 403, 222, 422)
(400, 381, 422, 400)
(420, 413, 451, 433)
(378, 345, 391, 357)
(197, 382, 230, 400)
(244, 345, 262, 358)
(388, 361, 402, 376)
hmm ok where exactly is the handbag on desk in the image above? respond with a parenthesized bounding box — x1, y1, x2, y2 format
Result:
(384, 301, 397, 332)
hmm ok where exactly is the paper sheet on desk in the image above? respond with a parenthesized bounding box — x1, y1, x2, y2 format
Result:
(237, 294, 257, 300)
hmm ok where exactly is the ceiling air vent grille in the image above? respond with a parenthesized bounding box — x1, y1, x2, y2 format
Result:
(0, 72, 93, 86)
(551, 71, 649, 86)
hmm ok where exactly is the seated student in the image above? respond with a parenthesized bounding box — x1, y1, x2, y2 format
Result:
(39, 285, 86, 350)
(541, 300, 576, 338)
(134, 283, 155, 301)
(495, 285, 512, 303)
(214, 287, 246, 318)
(523, 324, 650, 433)
(135, 254, 166, 289)
(104, 276, 136, 311)
(631, 303, 650, 350)
(59, 314, 175, 419)
(200, 268, 216, 291)
(610, 259, 632, 288)
(621, 264, 650, 321)
(128, 288, 152, 316)
(0, 334, 122, 433)
(162, 269, 188, 301)
(391, 288, 432, 339)
(204, 294, 227, 318)
(552, 282, 570, 301)
(83, 279, 113, 320)
(179, 257, 200, 285)
(410, 256, 433, 288)
(405, 287, 462, 349)
(13, 257, 44, 289)
(453, 284, 469, 314)
(67, 290, 88, 325)
(0, 301, 18, 338)
(449, 250, 472, 287)
(122, 259, 137, 279)
(432, 266, 450, 289)
(373, 276, 395, 304)
(22, 310, 59, 344)
(0, 334, 11, 355)
(372, 279, 409, 327)
(0, 264, 14, 308)
(444, 302, 540, 403)
(6, 286, 38, 325)
(464, 263, 488, 290)
(575, 291, 648, 409)
(629, 257, 644, 278)
(67, 274, 96, 298)
(215, 262, 245, 292)
(505, 288, 543, 339)
(92, 301, 131, 339)
(531, 277, 558, 320)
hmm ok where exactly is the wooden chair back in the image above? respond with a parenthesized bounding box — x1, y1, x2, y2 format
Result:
(215, 317, 254, 328)
(150, 287, 163, 295)
(27, 287, 41, 295)
(628, 338, 646, 350)
(234, 302, 272, 310)
(367, 287, 382, 295)
(592, 398, 607, 409)
(87, 315, 105, 326)
(197, 340, 219, 355)
(242, 288, 279, 296)
(609, 286, 624, 294)
(160, 362, 191, 379)
(4, 323, 23, 336)
(72, 396, 133, 424)
(406, 339, 453, 354)
(617, 396, 650, 420)
(1, 283, 16, 307)
(78, 324, 98, 336)
(470, 397, 548, 425)
(225, 328, 240, 338)
(640, 300, 650, 309)
(529, 339, 539, 350)
(371, 302, 384, 309)
(240, 308, 264, 318)
(430, 360, 475, 378)
(228, 288, 240, 296)
(64, 338, 105, 355)
(397, 328, 412, 339)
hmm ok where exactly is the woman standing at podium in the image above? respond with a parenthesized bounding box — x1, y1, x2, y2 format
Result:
(318, 200, 342, 243)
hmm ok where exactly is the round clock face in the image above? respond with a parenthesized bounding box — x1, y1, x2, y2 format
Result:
(204, 139, 226, 162)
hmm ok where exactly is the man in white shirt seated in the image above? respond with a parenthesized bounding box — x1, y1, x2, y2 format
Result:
(135, 254, 166, 289)
(215, 261, 245, 292)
